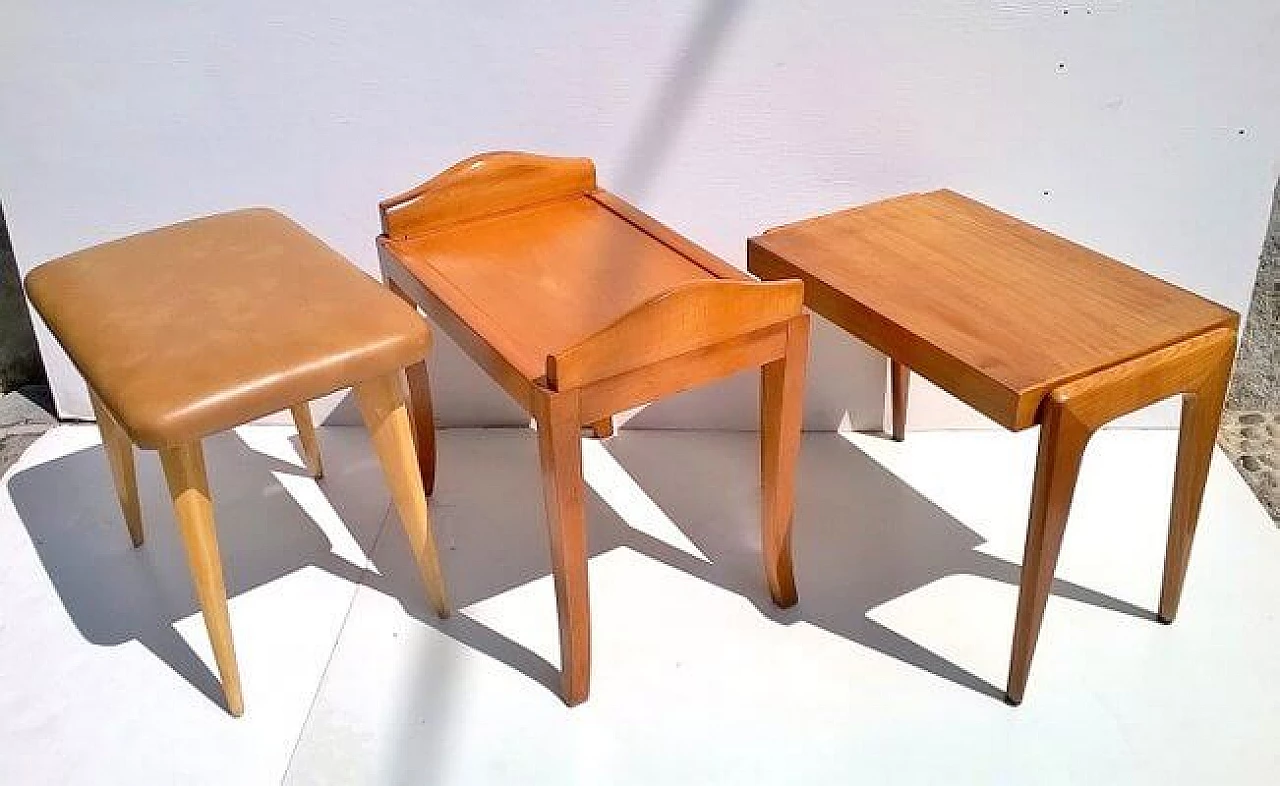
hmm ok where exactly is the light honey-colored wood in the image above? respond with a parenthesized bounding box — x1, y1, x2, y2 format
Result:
(89, 388, 144, 547)
(377, 152, 808, 705)
(380, 152, 595, 239)
(890, 359, 909, 442)
(760, 315, 810, 607)
(532, 389, 592, 705)
(386, 279, 438, 495)
(586, 417, 614, 439)
(354, 373, 450, 619)
(158, 441, 243, 717)
(547, 279, 803, 390)
(1006, 328, 1235, 704)
(575, 324, 789, 424)
(750, 189, 1237, 431)
(752, 193, 1239, 706)
(290, 403, 324, 479)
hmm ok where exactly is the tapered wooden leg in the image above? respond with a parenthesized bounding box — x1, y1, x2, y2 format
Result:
(890, 359, 909, 442)
(386, 280, 437, 496)
(89, 390, 144, 548)
(1006, 400, 1092, 705)
(533, 389, 591, 706)
(760, 315, 810, 608)
(1158, 354, 1231, 623)
(354, 373, 450, 618)
(586, 417, 614, 439)
(290, 403, 324, 479)
(158, 441, 243, 717)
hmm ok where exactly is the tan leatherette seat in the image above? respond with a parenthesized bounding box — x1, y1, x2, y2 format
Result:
(25, 208, 429, 447)
(24, 207, 448, 717)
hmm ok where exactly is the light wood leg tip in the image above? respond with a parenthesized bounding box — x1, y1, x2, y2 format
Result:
(769, 587, 799, 609)
(1004, 691, 1022, 707)
(227, 699, 244, 717)
(128, 532, 144, 549)
(562, 685, 589, 707)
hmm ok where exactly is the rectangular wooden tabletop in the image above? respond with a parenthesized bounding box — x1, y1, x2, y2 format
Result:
(748, 189, 1238, 430)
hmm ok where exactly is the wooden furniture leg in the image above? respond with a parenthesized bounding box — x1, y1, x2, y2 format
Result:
(158, 441, 243, 717)
(401, 361, 438, 496)
(290, 403, 324, 479)
(354, 373, 450, 618)
(1006, 398, 1091, 705)
(1005, 328, 1235, 704)
(1159, 350, 1232, 623)
(587, 417, 615, 439)
(760, 315, 810, 608)
(533, 388, 591, 706)
(386, 280, 437, 496)
(89, 389, 144, 548)
(890, 359, 909, 442)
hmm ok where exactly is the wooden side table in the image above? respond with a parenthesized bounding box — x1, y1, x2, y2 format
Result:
(377, 152, 809, 705)
(749, 189, 1238, 704)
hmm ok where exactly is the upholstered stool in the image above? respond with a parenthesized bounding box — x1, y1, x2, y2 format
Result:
(25, 208, 449, 716)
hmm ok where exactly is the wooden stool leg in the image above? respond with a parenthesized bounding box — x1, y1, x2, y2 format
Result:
(158, 442, 243, 717)
(290, 403, 324, 479)
(89, 390, 144, 548)
(386, 280, 437, 497)
(1006, 400, 1092, 705)
(890, 359, 910, 442)
(1158, 354, 1231, 623)
(354, 373, 450, 618)
(586, 417, 614, 439)
(533, 389, 591, 706)
(760, 315, 809, 608)
(400, 361, 438, 496)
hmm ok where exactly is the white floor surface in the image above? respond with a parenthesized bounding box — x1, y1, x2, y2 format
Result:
(0, 425, 1276, 784)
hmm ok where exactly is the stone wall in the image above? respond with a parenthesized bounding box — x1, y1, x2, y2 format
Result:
(1228, 179, 1280, 409)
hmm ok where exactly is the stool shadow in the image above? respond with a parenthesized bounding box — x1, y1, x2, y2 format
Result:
(5, 431, 377, 710)
(6, 427, 1156, 711)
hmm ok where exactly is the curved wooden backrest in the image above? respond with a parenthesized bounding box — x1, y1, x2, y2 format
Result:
(379, 151, 597, 239)
(546, 279, 804, 390)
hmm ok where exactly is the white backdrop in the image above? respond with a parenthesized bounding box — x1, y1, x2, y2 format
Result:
(2, 1, 1276, 430)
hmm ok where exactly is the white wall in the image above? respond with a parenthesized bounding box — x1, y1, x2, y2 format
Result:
(3, 1, 1276, 430)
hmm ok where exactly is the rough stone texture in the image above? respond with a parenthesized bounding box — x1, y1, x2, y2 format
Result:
(1227, 178, 1280, 410)
(0, 385, 56, 477)
(1219, 178, 1280, 525)
(0, 203, 46, 393)
(1218, 410, 1280, 523)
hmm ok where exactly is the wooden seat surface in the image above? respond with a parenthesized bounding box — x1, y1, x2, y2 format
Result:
(383, 194, 733, 380)
(749, 189, 1237, 429)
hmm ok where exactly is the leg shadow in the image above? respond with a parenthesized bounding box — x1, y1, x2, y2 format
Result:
(6, 429, 375, 712)
(600, 430, 1156, 701)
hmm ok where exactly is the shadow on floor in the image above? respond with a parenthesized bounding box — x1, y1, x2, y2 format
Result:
(7, 427, 1158, 711)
